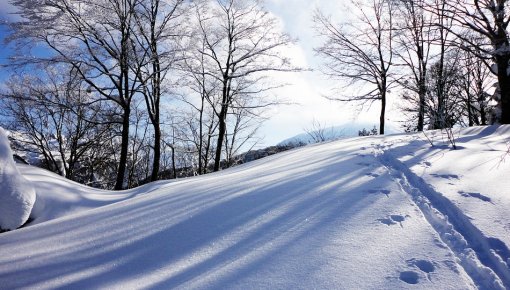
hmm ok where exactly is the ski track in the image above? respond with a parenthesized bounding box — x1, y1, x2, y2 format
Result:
(372, 142, 510, 290)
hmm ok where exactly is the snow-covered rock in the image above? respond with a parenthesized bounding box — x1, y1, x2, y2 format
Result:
(0, 128, 36, 230)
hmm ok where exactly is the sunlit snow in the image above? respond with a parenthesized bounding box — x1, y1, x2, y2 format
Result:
(1, 125, 510, 289)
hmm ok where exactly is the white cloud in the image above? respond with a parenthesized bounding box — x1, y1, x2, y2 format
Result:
(255, 0, 386, 147)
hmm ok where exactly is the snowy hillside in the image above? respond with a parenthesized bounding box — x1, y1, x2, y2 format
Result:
(1, 125, 510, 289)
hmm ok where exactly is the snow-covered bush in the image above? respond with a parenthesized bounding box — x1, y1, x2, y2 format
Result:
(0, 128, 36, 230)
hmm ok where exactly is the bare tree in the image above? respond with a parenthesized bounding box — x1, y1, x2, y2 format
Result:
(0, 65, 115, 185)
(193, 0, 300, 172)
(179, 34, 221, 174)
(425, 51, 464, 129)
(438, 0, 510, 123)
(131, 0, 187, 181)
(427, 0, 457, 129)
(398, 0, 463, 131)
(10, 0, 143, 189)
(314, 0, 396, 134)
(223, 99, 262, 167)
(126, 101, 152, 188)
(459, 45, 494, 126)
(304, 119, 329, 143)
(395, 0, 435, 131)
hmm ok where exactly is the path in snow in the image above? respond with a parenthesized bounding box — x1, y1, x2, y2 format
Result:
(372, 141, 508, 290)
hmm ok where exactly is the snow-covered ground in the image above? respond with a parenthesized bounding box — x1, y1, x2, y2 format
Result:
(0, 125, 509, 289)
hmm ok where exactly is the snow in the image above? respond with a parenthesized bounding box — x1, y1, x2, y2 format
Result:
(0, 128, 36, 230)
(1, 125, 510, 289)
(19, 165, 161, 224)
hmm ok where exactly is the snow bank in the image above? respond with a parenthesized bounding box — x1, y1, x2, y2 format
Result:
(19, 164, 149, 225)
(0, 128, 36, 230)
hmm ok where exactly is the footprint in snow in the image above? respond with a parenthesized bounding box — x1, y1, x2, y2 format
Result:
(407, 259, 435, 281)
(487, 237, 510, 262)
(407, 259, 435, 273)
(377, 217, 396, 226)
(378, 214, 406, 227)
(365, 172, 379, 178)
(422, 161, 432, 167)
(431, 173, 459, 180)
(368, 189, 391, 197)
(458, 191, 492, 203)
(399, 271, 419, 284)
(390, 215, 405, 224)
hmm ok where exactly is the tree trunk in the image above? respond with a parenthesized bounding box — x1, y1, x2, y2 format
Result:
(171, 145, 177, 179)
(204, 121, 214, 174)
(380, 92, 386, 135)
(497, 55, 510, 124)
(115, 10, 132, 190)
(214, 76, 230, 172)
(149, 65, 161, 182)
(479, 90, 487, 125)
(418, 81, 426, 131)
(213, 106, 227, 172)
(150, 121, 161, 181)
(198, 97, 205, 175)
(149, 4, 162, 182)
(115, 106, 130, 190)
(467, 91, 474, 127)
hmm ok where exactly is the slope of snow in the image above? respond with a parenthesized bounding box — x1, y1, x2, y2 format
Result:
(1, 125, 509, 289)
(0, 128, 36, 230)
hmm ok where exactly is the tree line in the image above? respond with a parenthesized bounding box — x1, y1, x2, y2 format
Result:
(314, 0, 509, 133)
(1, 0, 299, 189)
(1, 0, 509, 190)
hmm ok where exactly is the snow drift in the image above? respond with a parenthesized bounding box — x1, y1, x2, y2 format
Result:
(0, 127, 36, 230)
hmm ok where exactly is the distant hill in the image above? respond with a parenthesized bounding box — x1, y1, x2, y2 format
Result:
(278, 121, 401, 146)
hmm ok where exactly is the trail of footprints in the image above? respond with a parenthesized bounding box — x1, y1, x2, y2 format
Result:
(374, 199, 437, 285)
(362, 143, 439, 285)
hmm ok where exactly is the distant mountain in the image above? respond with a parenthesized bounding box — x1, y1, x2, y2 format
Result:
(278, 121, 401, 146)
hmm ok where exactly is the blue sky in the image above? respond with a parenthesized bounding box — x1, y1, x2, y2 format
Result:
(0, 25, 10, 83)
(0, 0, 21, 86)
(0, 0, 393, 147)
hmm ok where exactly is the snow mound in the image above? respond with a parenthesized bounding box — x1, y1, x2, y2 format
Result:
(19, 164, 156, 225)
(0, 127, 36, 230)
